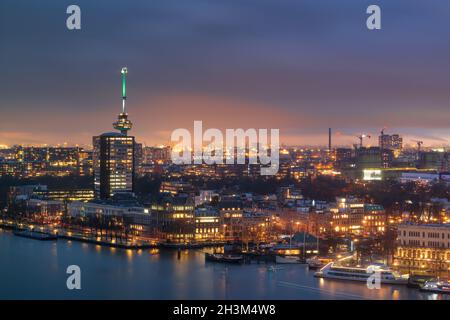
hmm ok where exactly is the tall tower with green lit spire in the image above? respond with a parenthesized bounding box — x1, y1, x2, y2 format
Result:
(113, 67, 133, 135)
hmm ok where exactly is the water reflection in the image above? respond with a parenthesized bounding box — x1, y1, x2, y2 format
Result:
(0, 231, 449, 300)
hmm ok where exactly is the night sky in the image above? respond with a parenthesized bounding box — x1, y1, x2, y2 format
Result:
(1, 0, 450, 147)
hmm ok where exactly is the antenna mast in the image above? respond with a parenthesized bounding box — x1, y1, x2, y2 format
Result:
(121, 67, 128, 113)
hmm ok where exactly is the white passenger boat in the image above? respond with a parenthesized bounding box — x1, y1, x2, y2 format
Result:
(314, 262, 408, 285)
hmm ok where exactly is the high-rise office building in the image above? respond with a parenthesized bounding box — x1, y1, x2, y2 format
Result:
(93, 133, 135, 200)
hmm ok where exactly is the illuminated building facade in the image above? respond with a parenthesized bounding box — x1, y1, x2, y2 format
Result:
(26, 198, 65, 217)
(330, 197, 386, 236)
(195, 206, 220, 241)
(149, 195, 195, 242)
(241, 211, 272, 242)
(68, 197, 152, 237)
(0, 146, 91, 177)
(93, 132, 135, 200)
(159, 181, 195, 196)
(219, 201, 244, 241)
(308, 210, 332, 236)
(32, 189, 94, 202)
(77, 149, 93, 176)
(394, 223, 450, 272)
(142, 146, 171, 164)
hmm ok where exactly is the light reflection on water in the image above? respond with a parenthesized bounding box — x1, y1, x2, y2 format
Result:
(0, 231, 448, 300)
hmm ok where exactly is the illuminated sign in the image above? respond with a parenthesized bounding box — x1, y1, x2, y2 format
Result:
(363, 169, 382, 181)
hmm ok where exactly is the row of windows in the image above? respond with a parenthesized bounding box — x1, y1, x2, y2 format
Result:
(402, 230, 450, 239)
(195, 228, 219, 234)
(397, 248, 450, 260)
(404, 240, 450, 248)
(327, 272, 394, 280)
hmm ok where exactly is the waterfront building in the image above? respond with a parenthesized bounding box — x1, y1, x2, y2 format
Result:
(149, 194, 195, 242)
(93, 132, 135, 200)
(68, 195, 151, 236)
(330, 197, 386, 236)
(194, 206, 220, 241)
(394, 223, 450, 272)
(218, 200, 243, 241)
(26, 198, 65, 217)
(7, 185, 47, 205)
(242, 210, 272, 242)
(68, 195, 146, 218)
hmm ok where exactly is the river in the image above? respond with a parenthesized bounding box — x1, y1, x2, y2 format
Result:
(0, 229, 447, 300)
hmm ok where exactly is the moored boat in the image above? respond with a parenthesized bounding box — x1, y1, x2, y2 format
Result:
(420, 279, 450, 294)
(275, 255, 303, 264)
(205, 253, 243, 264)
(306, 256, 333, 270)
(13, 230, 57, 241)
(314, 262, 408, 285)
(407, 275, 436, 288)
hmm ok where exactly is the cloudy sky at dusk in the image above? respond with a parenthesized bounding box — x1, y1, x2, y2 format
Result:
(1, 0, 450, 148)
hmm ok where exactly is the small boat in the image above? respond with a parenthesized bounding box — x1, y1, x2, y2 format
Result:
(267, 266, 283, 272)
(314, 262, 409, 285)
(275, 255, 303, 264)
(420, 279, 450, 294)
(407, 275, 436, 288)
(205, 253, 243, 264)
(306, 256, 333, 270)
(13, 230, 57, 241)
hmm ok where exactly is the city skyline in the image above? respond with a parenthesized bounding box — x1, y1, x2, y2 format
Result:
(2, 0, 450, 147)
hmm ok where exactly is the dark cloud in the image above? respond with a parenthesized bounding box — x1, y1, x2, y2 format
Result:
(1, 0, 450, 146)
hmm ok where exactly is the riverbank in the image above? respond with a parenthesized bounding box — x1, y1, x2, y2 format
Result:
(0, 221, 226, 250)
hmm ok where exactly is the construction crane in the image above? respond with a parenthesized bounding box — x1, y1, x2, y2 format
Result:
(412, 140, 423, 152)
(379, 127, 387, 150)
(379, 127, 387, 167)
(356, 134, 371, 148)
(412, 140, 423, 161)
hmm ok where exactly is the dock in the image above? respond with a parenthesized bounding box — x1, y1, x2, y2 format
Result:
(60, 234, 158, 249)
(13, 230, 58, 241)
